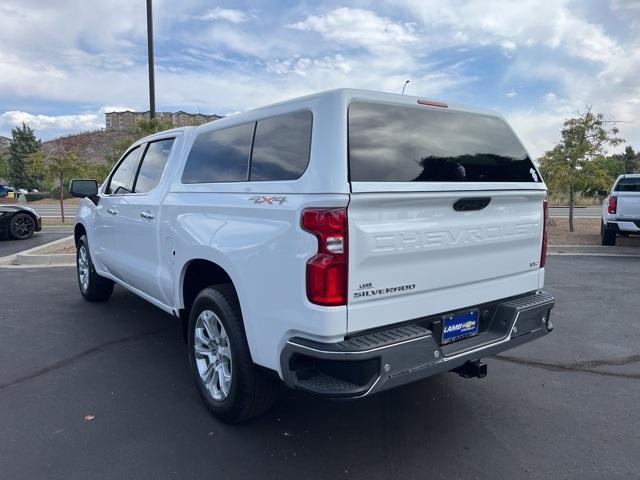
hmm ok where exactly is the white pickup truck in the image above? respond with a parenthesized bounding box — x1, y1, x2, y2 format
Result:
(71, 89, 555, 423)
(600, 174, 640, 245)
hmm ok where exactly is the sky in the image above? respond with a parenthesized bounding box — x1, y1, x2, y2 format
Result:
(0, 0, 639, 158)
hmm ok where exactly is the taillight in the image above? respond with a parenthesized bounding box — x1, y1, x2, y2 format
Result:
(301, 208, 348, 306)
(540, 200, 548, 268)
(608, 196, 617, 214)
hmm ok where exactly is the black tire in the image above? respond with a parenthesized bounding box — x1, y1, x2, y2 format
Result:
(187, 285, 276, 423)
(76, 235, 114, 301)
(9, 213, 35, 240)
(601, 221, 616, 246)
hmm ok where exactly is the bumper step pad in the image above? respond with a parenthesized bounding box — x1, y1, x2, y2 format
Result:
(281, 291, 555, 397)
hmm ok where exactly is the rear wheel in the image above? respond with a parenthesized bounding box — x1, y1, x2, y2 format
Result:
(187, 285, 276, 423)
(601, 221, 616, 246)
(76, 235, 114, 301)
(9, 213, 35, 240)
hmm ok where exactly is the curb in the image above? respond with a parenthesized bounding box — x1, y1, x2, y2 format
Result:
(0, 235, 75, 268)
(548, 245, 640, 258)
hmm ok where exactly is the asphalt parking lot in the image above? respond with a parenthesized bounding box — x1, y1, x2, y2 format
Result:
(0, 227, 72, 258)
(0, 257, 638, 479)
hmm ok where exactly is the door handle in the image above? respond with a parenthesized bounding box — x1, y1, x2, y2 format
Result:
(453, 197, 491, 212)
(107, 208, 118, 215)
(140, 211, 155, 220)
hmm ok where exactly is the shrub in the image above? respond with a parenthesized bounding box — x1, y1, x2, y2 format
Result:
(25, 192, 46, 202)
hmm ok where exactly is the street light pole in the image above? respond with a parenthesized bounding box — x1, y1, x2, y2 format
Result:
(146, 0, 156, 119)
(401, 80, 410, 95)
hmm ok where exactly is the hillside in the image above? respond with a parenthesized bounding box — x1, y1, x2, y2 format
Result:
(41, 130, 129, 164)
(0, 135, 10, 151)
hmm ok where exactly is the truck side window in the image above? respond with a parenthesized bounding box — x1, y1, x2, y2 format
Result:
(182, 123, 254, 183)
(134, 138, 175, 194)
(250, 110, 312, 181)
(106, 146, 143, 195)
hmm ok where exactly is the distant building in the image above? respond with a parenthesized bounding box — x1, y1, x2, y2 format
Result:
(105, 111, 221, 131)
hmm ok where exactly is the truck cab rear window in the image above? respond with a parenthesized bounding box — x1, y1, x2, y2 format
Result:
(348, 102, 540, 183)
(614, 177, 640, 192)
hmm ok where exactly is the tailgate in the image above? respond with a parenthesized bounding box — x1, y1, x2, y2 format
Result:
(347, 190, 545, 332)
(617, 193, 640, 218)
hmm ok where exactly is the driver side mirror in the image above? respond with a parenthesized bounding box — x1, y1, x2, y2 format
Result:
(69, 179, 98, 198)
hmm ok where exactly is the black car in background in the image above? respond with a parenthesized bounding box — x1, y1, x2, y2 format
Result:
(0, 205, 42, 240)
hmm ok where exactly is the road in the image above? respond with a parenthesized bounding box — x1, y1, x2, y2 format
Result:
(30, 204, 79, 218)
(549, 206, 600, 218)
(1, 203, 79, 218)
(0, 257, 638, 479)
(0, 227, 73, 257)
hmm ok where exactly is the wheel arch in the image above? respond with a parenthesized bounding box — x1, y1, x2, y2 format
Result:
(74, 223, 87, 247)
(178, 258, 241, 341)
(19, 209, 39, 224)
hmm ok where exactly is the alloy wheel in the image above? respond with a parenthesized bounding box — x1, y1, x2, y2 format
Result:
(78, 245, 90, 292)
(194, 309, 233, 401)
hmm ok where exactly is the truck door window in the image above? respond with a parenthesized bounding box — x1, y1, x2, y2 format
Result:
(106, 146, 143, 195)
(250, 110, 312, 181)
(134, 138, 175, 193)
(182, 123, 254, 183)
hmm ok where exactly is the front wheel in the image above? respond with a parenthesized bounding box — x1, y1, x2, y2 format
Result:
(77, 235, 114, 301)
(9, 213, 35, 240)
(187, 285, 276, 423)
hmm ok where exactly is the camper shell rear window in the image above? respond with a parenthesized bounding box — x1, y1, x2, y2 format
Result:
(348, 102, 540, 183)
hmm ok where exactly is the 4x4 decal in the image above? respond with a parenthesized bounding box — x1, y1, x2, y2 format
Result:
(249, 196, 287, 205)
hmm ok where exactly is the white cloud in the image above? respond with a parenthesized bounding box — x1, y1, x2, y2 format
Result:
(288, 7, 418, 51)
(610, 0, 640, 11)
(0, 111, 104, 139)
(0, 0, 637, 157)
(190, 7, 254, 23)
(391, 0, 621, 62)
(103, 106, 135, 113)
(266, 54, 352, 77)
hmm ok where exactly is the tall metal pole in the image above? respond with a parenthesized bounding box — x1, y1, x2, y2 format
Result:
(146, 0, 156, 119)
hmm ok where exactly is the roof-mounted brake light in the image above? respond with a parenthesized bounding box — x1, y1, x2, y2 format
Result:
(417, 99, 448, 108)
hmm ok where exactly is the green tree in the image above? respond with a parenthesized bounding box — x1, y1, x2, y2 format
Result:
(590, 155, 625, 183)
(621, 146, 638, 174)
(538, 107, 624, 232)
(540, 107, 624, 232)
(83, 161, 112, 184)
(24, 150, 49, 191)
(8, 123, 41, 190)
(574, 156, 616, 194)
(44, 149, 85, 222)
(0, 152, 9, 181)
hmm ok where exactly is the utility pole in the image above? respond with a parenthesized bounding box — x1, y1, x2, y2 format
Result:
(146, 0, 156, 119)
